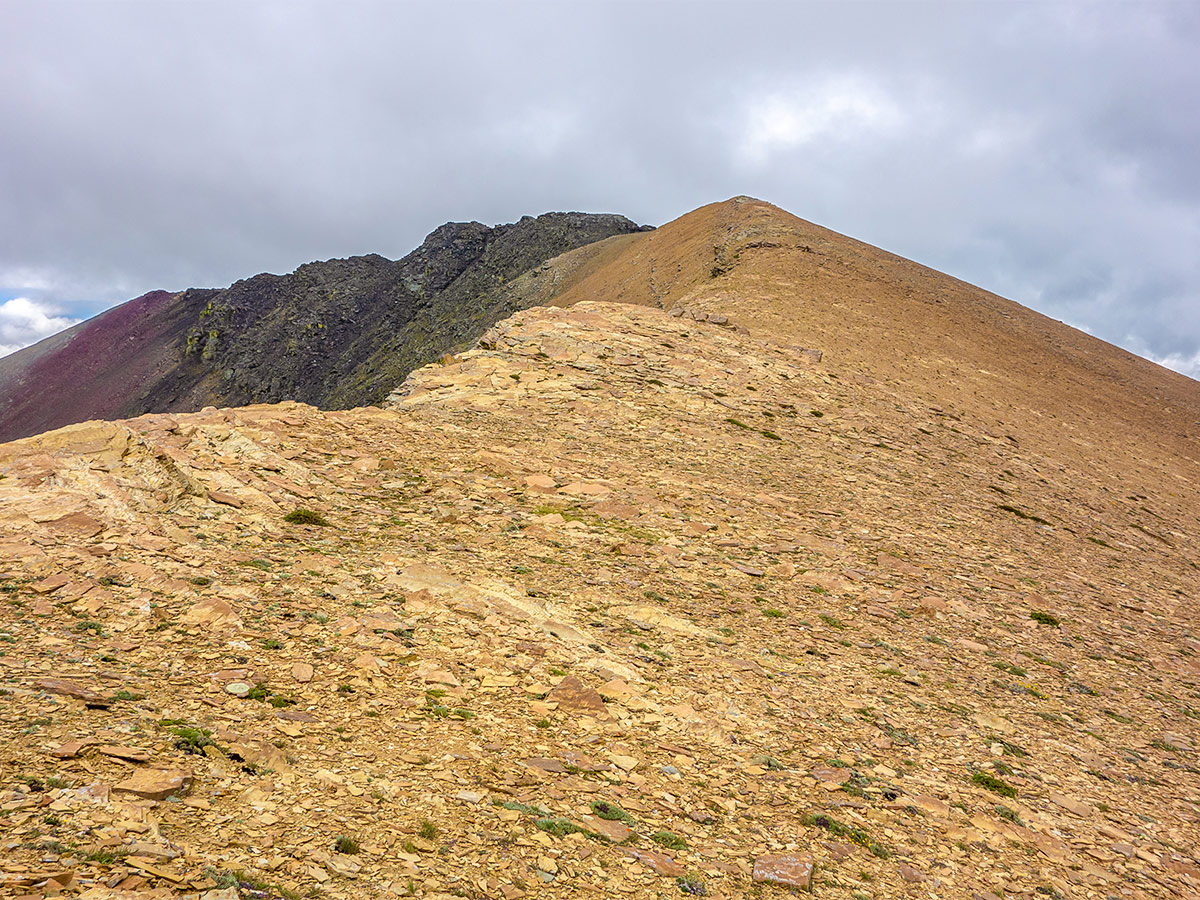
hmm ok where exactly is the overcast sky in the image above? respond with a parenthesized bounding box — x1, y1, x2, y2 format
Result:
(2, 1, 1198, 377)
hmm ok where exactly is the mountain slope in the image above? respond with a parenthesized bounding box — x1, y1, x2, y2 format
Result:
(0, 212, 648, 443)
(1, 199, 1198, 900)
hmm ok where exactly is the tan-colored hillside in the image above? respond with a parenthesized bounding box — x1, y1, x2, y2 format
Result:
(1, 199, 1198, 900)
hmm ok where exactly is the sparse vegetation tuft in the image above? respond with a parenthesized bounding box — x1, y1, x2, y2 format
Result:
(284, 508, 329, 526)
(651, 830, 688, 850)
(591, 800, 635, 823)
(972, 771, 1017, 798)
(803, 812, 890, 859)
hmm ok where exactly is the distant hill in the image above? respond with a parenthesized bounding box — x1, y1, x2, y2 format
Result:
(0, 212, 649, 442)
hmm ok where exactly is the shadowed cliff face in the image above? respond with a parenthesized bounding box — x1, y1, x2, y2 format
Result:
(0, 212, 648, 442)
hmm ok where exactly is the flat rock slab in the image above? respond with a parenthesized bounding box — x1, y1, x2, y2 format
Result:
(325, 854, 362, 877)
(546, 675, 610, 719)
(36, 679, 110, 708)
(181, 597, 239, 627)
(33, 574, 70, 593)
(51, 739, 97, 759)
(97, 744, 151, 763)
(582, 816, 632, 843)
(625, 848, 684, 877)
(113, 768, 191, 801)
(45, 511, 103, 537)
(524, 757, 566, 773)
(752, 853, 814, 891)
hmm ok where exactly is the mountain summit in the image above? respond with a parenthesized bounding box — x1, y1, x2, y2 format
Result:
(1, 198, 1198, 900)
(0, 212, 649, 443)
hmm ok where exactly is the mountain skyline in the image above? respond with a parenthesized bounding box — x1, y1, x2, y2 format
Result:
(2, 196, 1197, 899)
(0, 211, 647, 442)
(2, 1, 1199, 377)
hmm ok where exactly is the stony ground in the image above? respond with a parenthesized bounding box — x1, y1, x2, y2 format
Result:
(1, 297, 1198, 900)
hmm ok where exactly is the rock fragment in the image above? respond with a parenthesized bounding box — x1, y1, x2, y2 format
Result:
(113, 768, 191, 801)
(752, 853, 814, 890)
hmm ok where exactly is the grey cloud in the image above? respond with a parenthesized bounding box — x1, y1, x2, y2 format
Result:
(1, 0, 1197, 378)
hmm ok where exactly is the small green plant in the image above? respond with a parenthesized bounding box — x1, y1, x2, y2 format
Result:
(536, 818, 577, 837)
(972, 771, 1017, 798)
(418, 820, 438, 840)
(995, 804, 1022, 824)
(1030, 611, 1060, 627)
(676, 871, 707, 895)
(498, 800, 544, 816)
(819, 613, 846, 629)
(990, 737, 1029, 757)
(534, 718, 551, 729)
(651, 830, 687, 850)
(204, 869, 302, 900)
(284, 508, 329, 527)
(262, 638, 283, 650)
(803, 812, 890, 859)
(750, 754, 784, 770)
(111, 690, 145, 702)
(245, 682, 271, 701)
(591, 800, 635, 823)
(83, 847, 131, 865)
(764, 607, 785, 618)
(991, 661, 1028, 677)
(168, 724, 215, 754)
(333, 835, 360, 854)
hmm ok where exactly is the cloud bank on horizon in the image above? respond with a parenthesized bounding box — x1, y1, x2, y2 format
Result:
(1, 1, 1198, 378)
(0, 296, 80, 358)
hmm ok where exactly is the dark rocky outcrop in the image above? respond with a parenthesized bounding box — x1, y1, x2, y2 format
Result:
(0, 212, 649, 442)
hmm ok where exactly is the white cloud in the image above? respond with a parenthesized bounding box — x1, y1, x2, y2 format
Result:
(1143, 349, 1200, 380)
(1121, 333, 1200, 380)
(0, 297, 80, 358)
(738, 75, 904, 166)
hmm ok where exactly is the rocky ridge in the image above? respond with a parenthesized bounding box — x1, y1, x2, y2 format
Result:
(1, 199, 1199, 900)
(0, 212, 647, 443)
